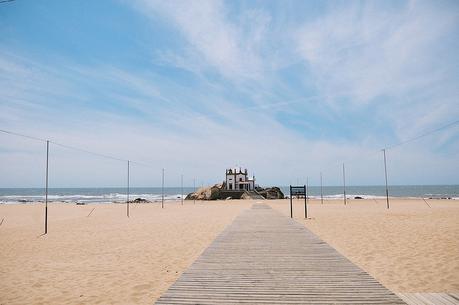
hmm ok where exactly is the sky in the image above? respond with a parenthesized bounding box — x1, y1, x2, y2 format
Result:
(0, 0, 458, 188)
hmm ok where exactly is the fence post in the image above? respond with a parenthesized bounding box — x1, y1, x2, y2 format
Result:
(161, 168, 165, 208)
(383, 149, 390, 209)
(343, 163, 347, 205)
(44, 140, 49, 234)
(289, 185, 293, 218)
(320, 172, 324, 204)
(181, 174, 184, 205)
(193, 178, 196, 204)
(127, 160, 130, 218)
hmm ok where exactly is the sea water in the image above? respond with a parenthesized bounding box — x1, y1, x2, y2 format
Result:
(279, 185, 459, 200)
(0, 187, 190, 204)
(0, 185, 457, 204)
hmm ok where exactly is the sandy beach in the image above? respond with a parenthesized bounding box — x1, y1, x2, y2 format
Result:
(269, 198, 459, 293)
(1, 198, 458, 304)
(0, 201, 250, 305)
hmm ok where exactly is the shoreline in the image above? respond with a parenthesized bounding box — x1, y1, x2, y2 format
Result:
(1, 194, 458, 205)
(1, 184, 458, 204)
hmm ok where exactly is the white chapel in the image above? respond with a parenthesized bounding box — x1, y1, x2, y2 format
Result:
(225, 168, 256, 191)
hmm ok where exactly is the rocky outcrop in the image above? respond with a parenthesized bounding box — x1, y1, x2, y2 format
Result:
(185, 184, 284, 200)
(185, 183, 224, 200)
(256, 187, 284, 199)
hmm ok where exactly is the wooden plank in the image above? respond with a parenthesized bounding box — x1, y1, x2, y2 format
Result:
(397, 293, 459, 305)
(435, 293, 459, 305)
(155, 203, 406, 304)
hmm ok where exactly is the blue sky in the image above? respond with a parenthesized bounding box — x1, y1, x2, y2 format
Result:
(0, 0, 458, 187)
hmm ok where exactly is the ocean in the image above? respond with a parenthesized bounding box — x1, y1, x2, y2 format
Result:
(0, 185, 457, 204)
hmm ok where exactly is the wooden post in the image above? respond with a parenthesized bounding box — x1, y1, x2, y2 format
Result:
(289, 185, 293, 218)
(304, 182, 308, 219)
(343, 163, 347, 205)
(161, 168, 165, 209)
(383, 149, 390, 209)
(127, 160, 130, 218)
(181, 174, 183, 205)
(44, 140, 49, 235)
(320, 172, 324, 204)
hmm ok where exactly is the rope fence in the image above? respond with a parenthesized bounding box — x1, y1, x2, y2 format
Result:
(0, 128, 200, 234)
(1, 119, 458, 233)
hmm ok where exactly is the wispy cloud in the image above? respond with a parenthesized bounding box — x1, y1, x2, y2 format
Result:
(133, 0, 272, 81)
(295, 1, 459, 138)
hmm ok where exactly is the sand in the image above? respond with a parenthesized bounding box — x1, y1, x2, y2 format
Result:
(269, 198, 459, 293)
(0, 201, 250, 305)
(1, 198, 458, 304)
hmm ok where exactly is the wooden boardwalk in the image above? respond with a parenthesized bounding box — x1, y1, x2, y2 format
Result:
(397, 293, 459, 305)
(155, 204, 406, 304)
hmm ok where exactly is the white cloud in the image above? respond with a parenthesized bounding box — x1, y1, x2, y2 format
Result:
(296, 1, 459, 138)
(133, 0, 269, 81)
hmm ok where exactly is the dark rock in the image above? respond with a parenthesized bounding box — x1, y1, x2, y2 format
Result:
(129, 198, 149, 203)
(257, 187, 284, 199)
(354, 196, 364, 199)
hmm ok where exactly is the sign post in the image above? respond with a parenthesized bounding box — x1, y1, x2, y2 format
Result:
(290, 185, 308, 219)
